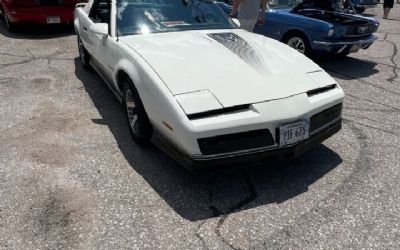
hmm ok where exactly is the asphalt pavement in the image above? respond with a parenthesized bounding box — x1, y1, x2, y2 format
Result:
(0, 4, 399, 250)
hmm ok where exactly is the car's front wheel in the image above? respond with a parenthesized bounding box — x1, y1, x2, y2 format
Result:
(123, 80, 152, 144)
(77, 36, 90, 69)
(283, 33, 311, 56)
(335, 51, 350, 57)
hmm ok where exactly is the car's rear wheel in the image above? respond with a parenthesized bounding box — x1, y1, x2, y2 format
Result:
(335, 51, 350, 57)
(123, 79, 152, 144)
(355, 7, 365, 14)
(283, 32, 311, 56)
(1, 7, 14, 32)
(77, 36, 91, 69)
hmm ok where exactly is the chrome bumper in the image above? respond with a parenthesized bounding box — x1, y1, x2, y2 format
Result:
(313, 35, 378, 46)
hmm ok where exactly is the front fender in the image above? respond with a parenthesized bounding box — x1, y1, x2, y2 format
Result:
(113, 44, 194, 151)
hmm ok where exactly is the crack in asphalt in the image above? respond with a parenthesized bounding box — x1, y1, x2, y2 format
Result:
(345, 107, 400, 113)
(0, 51, 34, 58)
(195, 171, 257, 250)
(375, 61, 400, 71)
(0, 76, 15, 84)
(345, 113, 400, 130)
(259, 119, 372, 249)
(345, 93, 400, 111)
(381, 34, 399, 83)
(343, 119, 399, 136)
(0, 58, 37, 68)
(0, 49, 75, 70)
(214, 171, 257, 250)
(194, 175, 218, 250)
(195, 220, 210, 250)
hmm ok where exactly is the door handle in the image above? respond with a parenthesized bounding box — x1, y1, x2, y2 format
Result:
(83, 27, 87, 31)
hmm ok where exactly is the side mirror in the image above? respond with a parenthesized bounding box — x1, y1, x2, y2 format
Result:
(231, 18, 240, 27)
(90, 23, 108, 36)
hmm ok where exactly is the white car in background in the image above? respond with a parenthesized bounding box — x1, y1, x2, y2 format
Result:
(74, 0, 344, 171)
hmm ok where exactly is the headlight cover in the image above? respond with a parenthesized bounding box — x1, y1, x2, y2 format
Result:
(175, 90, 223, 116)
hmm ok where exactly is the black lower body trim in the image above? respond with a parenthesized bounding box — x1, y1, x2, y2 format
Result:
(151, 120, 342, 172)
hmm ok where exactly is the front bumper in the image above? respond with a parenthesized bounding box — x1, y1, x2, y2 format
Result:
(312, 35, 378, 54)
(152, 119, 342, 171)
(6, 7, 74, 24)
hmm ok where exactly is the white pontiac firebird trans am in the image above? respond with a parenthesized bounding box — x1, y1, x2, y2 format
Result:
(74, 0, 344, 171)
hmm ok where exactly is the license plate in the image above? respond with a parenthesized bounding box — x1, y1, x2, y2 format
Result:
(46, 16, 61, 24)
(279, 120, 310, 146)
(350, 44, 361, 53)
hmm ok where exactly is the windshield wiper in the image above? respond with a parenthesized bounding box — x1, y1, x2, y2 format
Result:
(182, 0, 212, 4)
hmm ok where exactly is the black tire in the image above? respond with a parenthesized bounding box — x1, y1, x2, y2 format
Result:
(77, 36, 91, 69)
(1, 7, 15, 32)
(335, 51, 351, 57)
(355, 7, 365, 14)
(282, 32, 312, 57)
(123, 79, 152, 144)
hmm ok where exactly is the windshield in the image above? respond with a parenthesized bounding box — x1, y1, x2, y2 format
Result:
(117, 0, 236, 36)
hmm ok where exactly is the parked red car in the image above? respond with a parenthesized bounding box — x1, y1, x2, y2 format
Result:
(0, 0, 81, 31)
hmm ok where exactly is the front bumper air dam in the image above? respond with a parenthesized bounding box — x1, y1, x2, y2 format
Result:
(151, 119, 342, 172)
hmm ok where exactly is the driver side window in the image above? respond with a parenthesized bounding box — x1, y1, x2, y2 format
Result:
(89, 0, 111, 24)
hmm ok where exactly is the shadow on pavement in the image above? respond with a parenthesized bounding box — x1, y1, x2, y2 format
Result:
(385, 18, 400, 21)
(74, 58, 343, 221)
(317, 55, 379, 80)
(362, 13, 376, 17)
(0, 19, 74, 39)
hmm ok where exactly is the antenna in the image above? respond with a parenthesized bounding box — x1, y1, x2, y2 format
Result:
(115, 0, 119, 41)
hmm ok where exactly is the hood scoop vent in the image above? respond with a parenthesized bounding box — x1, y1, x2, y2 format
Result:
(307, 84, 337, 97)
(208, 33, 265, 73)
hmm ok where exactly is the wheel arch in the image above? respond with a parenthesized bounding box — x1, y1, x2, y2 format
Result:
(114, 63, 166, 122)
(113, 55, 191, 143)
(280, 28, 314, 56)
(280, 29, 310, 43)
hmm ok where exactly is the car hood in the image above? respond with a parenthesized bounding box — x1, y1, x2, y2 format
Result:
(292, 0, 342, 12)
(120, 29, 335, 108)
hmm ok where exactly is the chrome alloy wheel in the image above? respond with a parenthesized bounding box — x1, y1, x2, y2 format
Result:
(287, 37, 306, 54)
(126, 89, 139, 135)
